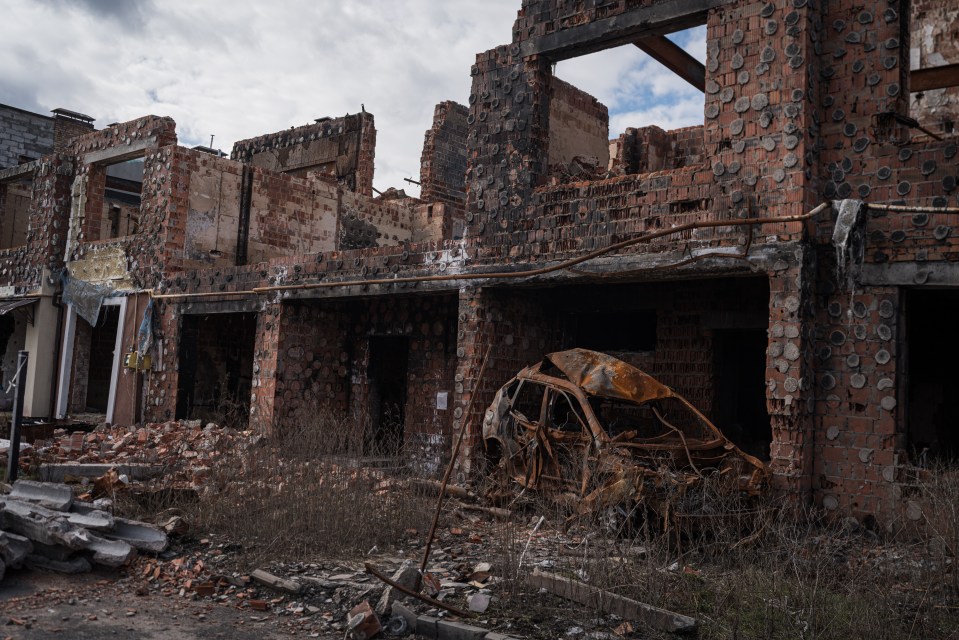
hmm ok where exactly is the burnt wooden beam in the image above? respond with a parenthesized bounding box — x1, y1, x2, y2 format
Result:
(520, 0, 729, 61)
(912, 63, 959, 93)
(633, 34, 705, 92)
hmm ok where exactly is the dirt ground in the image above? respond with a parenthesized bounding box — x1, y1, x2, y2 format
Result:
(0, 568, 337, 640)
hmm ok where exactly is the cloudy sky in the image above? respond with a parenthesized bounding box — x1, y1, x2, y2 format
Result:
(1, 0, 705, 196)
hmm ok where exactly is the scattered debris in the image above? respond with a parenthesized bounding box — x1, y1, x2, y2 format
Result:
(251, 568, 303, 595)
(527, 569, 699, 634)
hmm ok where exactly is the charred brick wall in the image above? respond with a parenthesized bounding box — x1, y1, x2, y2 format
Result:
(267, 295, 458, 464)
(910, 0, 959, 132)
(231, 113, 376, 197)
(419, 101, 469, 215)
(547, 77, 609, 170)
(609, 125, 705, 175)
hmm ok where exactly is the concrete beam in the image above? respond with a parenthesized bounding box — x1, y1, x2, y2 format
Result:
(519, 0, 727, 61)
(860, 261, 959, 287)
(83, 136, 155, 166)
(634, 35, 705, 92)
(912, 63, 959, 92)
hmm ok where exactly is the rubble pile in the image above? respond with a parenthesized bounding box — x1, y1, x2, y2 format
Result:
(18, 420, 259, 489)
(0, 480, 168, 581)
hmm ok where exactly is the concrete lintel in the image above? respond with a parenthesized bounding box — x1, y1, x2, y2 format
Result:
(83, 136, 156, 166)
(520, 0, 728, 61)
(180, 298, 264, 315)
(0, 160, 40, 183)
(860, 261, 959, 287)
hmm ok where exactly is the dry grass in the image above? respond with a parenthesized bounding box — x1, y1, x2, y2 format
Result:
(188, 412, 434, 565)
(487, 465, 959, 640)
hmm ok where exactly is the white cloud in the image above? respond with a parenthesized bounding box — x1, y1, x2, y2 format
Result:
(1, 6, 707, 193)
(0, 0, 519, 196)
(555, 25, 707, 135)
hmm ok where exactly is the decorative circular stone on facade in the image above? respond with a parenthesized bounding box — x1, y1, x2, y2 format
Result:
(765, 20, 778, 35)
(850, 373, 866, 389)
(880, 396, 897, 411)
(731, 190, 744, 203)
(705, 104, 720, 119)
(759, 111, 773, 128)
(934, 225, 951, 241)
(734, 97, 750, 113)
(819, 346, 832, 360)
(828, 301, 842, 317)
(784, 377, 799, 393)
(712, 161, 726, 176)
(912, 212, 929, 227)
(783, 135, 799, 150)
(785, 325, 800, 339)
(783, 342, 800, 361)
(853, 300, 867, 317)
(706, 80, 720, 94)
(771, 323, 785, 338)
(875, 349, 891, 365)
(768, 342, 783, 357)
(843, 123, 857, 137)
(720, 87, 735, 103)
(921, 160, 937, 176)
(731, 53, 744, 69)
(846, 354, 860, 367)
(882, 56, 898, 70)
(877, 324, 892, 341)
(945, 144, 958, 159)
(728, 160, 741, 174)
(879, 300, 895, 318)
(837, 182, 853, 198)
(752, 94, 770, 111)
(774, 168, 786, 183)
(784, 153, 799, 168)
(858, 184, 871, 198)
(832, 108, 846, 121)
(877, 377, 893, 390)
(738, 70, 750, 84)
(853, 138, 870, 152)
(730, 118, 745, 135)
(885, 37, 899, 49)
(760, 2, 775, 17)
(762, 137, 777, 152)
(732, 28, 745, 44)
(897, 181, 911, 196)
(877, 166, 892, 180)
(734, 140, 747, 154)
(851, 60, 865, 73)
(823, 495, 839, 511)
(898, 147, 912, 161)
(761, 46, 776, 63)
(821, 374, 836, 390)
(830, 330, 846, 345)
(943, 175, 957, 191)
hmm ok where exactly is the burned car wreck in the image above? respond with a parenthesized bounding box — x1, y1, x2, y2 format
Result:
(482, 349, 767, 531)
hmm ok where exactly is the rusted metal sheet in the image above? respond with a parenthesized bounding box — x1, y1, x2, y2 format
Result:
(482, 349, 767, 530)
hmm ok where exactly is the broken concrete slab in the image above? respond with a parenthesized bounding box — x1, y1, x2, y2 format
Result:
(527, 570, 698, 634)
(39, 463, 164, 483)
(83, 535, 136, 568)
(104, 517, 168, 553)
(251, 568, 303, 595)
(25, 553, 92, 574)
(9, 479, 74, 512)
(0, 498, 89, 549)
(64, 509, 114, 532)
(376, 561, 419, 615)
(436, 619, 489, 640)
(0, 531, 32, 569)
(31, 541, 76, 562)
(468, 592, 491, 613)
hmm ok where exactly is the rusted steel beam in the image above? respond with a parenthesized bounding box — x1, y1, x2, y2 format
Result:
(633, 35, 705, 92)
(912, 63, 959, 93)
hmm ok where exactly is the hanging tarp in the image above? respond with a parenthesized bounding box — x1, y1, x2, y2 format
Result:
(137, 298, 154, 356)
(62, 273, 113, 326)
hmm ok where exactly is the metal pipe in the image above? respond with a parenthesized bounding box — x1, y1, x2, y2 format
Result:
(419, 346, 492, 579)
(865, 203, 959, 214)
(150, 203, 830, 301)
(365, 562, 472, 618)
(6, 351, 28, 483)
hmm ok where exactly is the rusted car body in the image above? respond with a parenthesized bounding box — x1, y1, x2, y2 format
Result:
(482, 349, 767, 528)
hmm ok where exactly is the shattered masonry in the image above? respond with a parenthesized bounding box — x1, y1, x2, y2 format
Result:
(1, 0, 958, 524)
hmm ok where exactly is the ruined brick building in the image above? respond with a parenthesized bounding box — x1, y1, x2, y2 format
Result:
(1, 0, 958, 523)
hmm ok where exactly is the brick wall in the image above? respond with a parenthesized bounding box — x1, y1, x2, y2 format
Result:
(231, 112, 376, 197)
(547, 77, 609, 170)
(0, 105, 53, 169)
(53, 114, 95, 153)
(910, 0, 959, 132)
(419, 101, 469, 215)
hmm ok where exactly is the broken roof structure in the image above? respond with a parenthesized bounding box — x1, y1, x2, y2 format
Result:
(1, 0, 958, 524)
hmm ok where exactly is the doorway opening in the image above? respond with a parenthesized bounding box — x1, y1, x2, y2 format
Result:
(175, 313, 256, 427)
(712, 328, 770, 461)
(905, 290, 959, 463)
(366, 336, 409, 457)
(85, 306, 120, 413)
